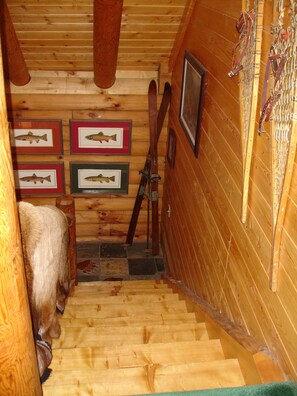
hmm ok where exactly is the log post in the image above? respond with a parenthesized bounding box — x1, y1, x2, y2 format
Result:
(0, 0, 30, 86)
(93, 0, 123, 89)
(56, 195, 77, 286)
(0, 40, 41, 394)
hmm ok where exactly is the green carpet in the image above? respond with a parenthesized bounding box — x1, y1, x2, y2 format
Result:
(137, 382, 297, 396)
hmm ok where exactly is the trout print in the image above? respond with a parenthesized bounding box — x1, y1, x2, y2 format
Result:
(15, 131, 48, 144)
(84, 174, 116, 183)
(85, 131, 117, 143)
(20, 173, 51, 184)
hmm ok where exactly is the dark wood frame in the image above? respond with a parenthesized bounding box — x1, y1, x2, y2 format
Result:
(70, 162, 129, 195)
(166, 128, 176, 168)
(179, 50, 206, 157)
(9, 119, 63, 155)
(70, 119, 131, 155)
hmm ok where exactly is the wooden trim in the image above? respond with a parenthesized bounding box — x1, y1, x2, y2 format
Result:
(241, 0, 265, 223)
(56, 195, 77, 286)
(164, 278, 286, 384)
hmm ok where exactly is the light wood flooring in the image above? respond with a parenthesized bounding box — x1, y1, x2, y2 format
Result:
(42, 279, 285, 395)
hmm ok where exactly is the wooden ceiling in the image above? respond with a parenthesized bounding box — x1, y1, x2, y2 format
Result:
(5, 0, 193, 76)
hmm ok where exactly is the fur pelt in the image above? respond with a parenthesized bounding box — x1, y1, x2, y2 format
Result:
(18, 201, 70, 376)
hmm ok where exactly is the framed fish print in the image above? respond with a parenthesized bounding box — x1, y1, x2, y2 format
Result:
(70, 120, 131, 155)
(9, 119, 63, 155)
(70, 162, 129, 195)
(13, 162, 65, 197)
(179, 50, 206, 157)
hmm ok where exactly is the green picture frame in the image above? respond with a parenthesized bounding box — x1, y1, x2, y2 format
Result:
(70, 162, 129, 195)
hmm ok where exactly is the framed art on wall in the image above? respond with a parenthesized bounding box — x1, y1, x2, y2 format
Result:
(179, 50, 206, 157)
(70, 119, 131, 155)
(13, 162, 65, 196)
(70, 162, 129, 195)
(9, 119, 63, 155)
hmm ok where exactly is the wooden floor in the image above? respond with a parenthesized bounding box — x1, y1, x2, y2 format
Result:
(42, 279, 284, 395)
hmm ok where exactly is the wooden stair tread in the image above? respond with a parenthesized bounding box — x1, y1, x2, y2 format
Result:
(50, 339, 225, 371)
(59, 312, 198, 327)
(67, 293, 179, 305)
(52, 322, 209, 348)
(77, 279, 167, 288)
(43, 279, 277, 395)
(63, 300, 188, 318)
(72, 287, 174, 296)
(43, 359, 245, 395)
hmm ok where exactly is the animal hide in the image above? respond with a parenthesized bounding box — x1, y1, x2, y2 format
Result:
(18, 201, 70, 376)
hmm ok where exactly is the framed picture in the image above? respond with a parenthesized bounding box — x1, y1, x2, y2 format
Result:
(166, 128, 176, 168)
(179, 50, 206, 157)
(13, 162, 65, 196)
(70, 162, 129, 195)
(9, 119, 63, 155)
(70, 119, 131, 155)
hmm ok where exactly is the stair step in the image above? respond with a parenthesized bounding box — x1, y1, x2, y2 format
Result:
(43, 359, 245, 395)
(72, 287, 174, 297)
(63, 300, 189, 319)
(77, 279, 168, 288)
(67, 293, 179, 305)
(59, 312, 198, 327)
(50, 339, 225, 371)
(52, 322, 209, 349)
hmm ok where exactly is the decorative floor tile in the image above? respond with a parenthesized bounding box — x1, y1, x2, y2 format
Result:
(77, 258, 100, 282)
(155, 258, 165, 272)
(77, 259, 100, 274)
(76, 243, 165, 282)
(100, 258, 129, 277)
(126, 243, 153, 259)
(128, 258, 157, 275)
(77, 274, 101, 282)
(100, 243, 127, 258)
(76, 242, 100, 258)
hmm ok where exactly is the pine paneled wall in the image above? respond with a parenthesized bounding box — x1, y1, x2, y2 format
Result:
(161, 0, 297, 382)
(7, 71, 167, 242)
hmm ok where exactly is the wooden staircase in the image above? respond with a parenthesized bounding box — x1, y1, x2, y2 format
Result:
(42, 279, 284, 395)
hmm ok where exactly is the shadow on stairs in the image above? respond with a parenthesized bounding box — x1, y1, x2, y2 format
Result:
(42, 279, 287, 395)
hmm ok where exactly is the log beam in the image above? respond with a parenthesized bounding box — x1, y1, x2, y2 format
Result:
(0, 42, 41, 394)
(0, 0, 30, 86)
(93, 0, 123, 89)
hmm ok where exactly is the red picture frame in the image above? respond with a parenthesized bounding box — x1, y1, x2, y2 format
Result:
(9, 119, 63, 155)
(13, 162, 65, 196)
(70, 119, 131, 155)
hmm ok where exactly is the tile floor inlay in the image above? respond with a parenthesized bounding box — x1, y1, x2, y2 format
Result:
(100, 258, 129, 277)
(76, 242, 165, 282)
(100, 243, 127, 258)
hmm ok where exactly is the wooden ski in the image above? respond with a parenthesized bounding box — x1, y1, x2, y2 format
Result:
(125, 81, 171, 248)
(148, 80, 159, 255)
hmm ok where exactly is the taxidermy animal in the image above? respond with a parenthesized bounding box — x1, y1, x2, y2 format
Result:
(18, 201, 70, 377)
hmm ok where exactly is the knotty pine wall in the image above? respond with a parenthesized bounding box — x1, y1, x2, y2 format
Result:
(6, 71, 167, 242)
(161, 0, 297, 381)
